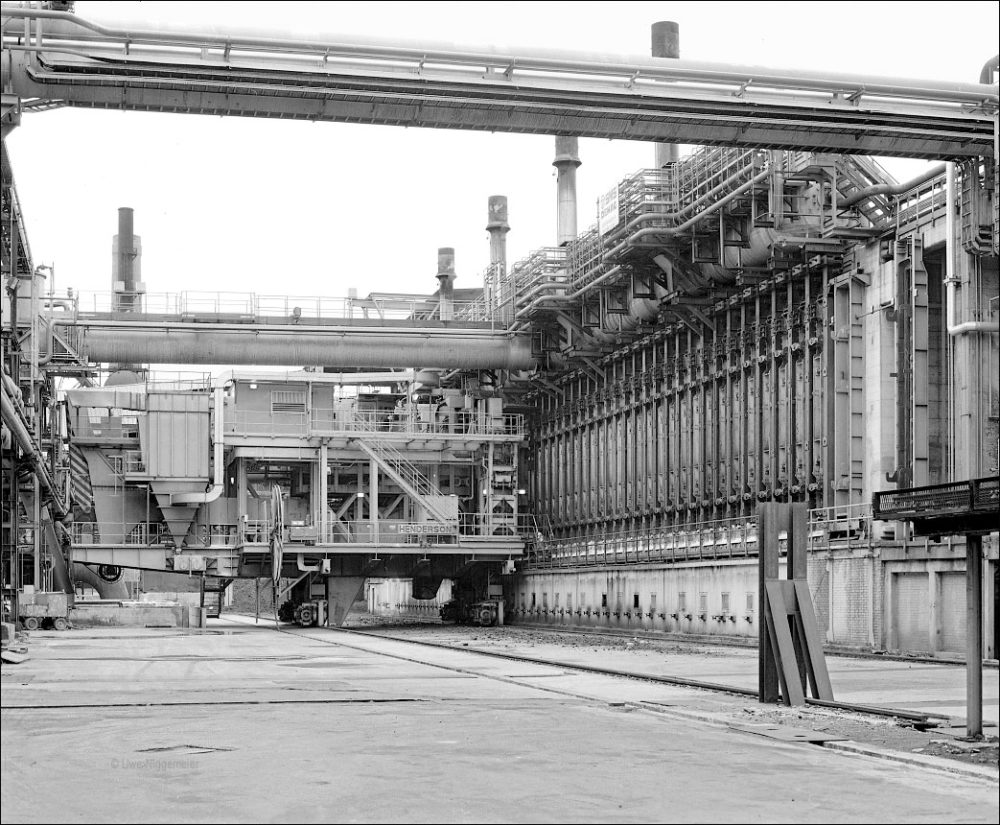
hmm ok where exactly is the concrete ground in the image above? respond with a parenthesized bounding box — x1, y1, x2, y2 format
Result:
(2, 618, 998, 824)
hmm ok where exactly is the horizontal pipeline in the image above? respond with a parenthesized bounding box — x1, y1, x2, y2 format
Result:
(71, 323, 538, 370)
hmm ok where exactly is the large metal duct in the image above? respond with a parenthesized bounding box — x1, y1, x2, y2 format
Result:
(72, 323, 537, 370)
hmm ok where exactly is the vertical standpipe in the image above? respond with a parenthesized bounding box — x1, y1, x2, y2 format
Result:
(553, 136, 581, 246)
(437, 247, 456, 321)
(651, 21, 680, 168)
(486, 195, 510, 321)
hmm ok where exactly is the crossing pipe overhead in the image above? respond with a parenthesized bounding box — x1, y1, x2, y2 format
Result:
(553, 136, 581, 246)
(72, 323, 536, 370)
(651, 21, 680, 168)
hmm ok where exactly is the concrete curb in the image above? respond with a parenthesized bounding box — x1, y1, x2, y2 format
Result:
(637, 702, 1000, 783)
(823, 740, 999, 783)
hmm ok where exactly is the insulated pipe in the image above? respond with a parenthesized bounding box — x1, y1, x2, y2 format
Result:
(74, 324, 537, 370)
(651, 21, 680, 168)
(7, 8, 993, 106)
(436, 247, 456, 321)
(945, 162, 1000, 336)
(553, 136, 581, 246)
(515, 168, 772, 319)
(0, 381, 67, 517)
(839, 163, 946, 208)
(171, 387, 225, 504)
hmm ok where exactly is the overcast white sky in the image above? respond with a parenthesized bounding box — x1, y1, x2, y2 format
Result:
(7, 1, 999, 303)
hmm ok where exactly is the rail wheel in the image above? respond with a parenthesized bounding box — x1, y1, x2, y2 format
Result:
(23, 617, 39, 631)
(53, 617, 69, 631)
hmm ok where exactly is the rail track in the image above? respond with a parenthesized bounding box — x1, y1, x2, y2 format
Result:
(347, 616, 998, 669)
(242, 616, 958, 727)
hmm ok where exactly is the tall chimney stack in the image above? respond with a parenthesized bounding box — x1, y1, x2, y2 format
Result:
(651, 21, 680, 168)
(436, 247, 456, 321)
(553, 136, 581, 246)
(486, 195, 510, 320)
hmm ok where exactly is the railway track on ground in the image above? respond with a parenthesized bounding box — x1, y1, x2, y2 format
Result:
(238, 616, 955, 727)
(347, 617, 999, 670)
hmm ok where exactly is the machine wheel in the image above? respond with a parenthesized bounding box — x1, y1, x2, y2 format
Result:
(53, 617, 69, 631)
(476, 606, 495, 627)
(295, 604, 315, 626)
(23, 617, 39, 631)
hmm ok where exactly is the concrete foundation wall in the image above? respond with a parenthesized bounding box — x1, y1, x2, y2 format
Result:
(71, 603, 190, 628)
(512, 548, 997, 656)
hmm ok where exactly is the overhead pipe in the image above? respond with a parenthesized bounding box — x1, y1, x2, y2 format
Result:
(5, 8, 994, 106)
(171, 387, 225, 505)
(553, 136, 581, 246)
(839, 163, 946, 208)
(73, 323, 537, 370)
(945, 162, 999, 336)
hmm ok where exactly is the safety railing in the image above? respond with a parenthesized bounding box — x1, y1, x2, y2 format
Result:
(525, 516, 761, 568)
(224, 406, 523, 438)
(239, 513, 532, 547)
(70, 521, 243, 547)
(71, 290, 500, 326)
(71, 521, 170, 546)
(873, 476, 1000, 520)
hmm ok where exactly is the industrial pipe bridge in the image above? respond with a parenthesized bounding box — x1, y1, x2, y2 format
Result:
(1, 6, 997, 159)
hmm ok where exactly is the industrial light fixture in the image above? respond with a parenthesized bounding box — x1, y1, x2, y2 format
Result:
(517, 488, 526, 495)
(249, 382, 257, 390)
(357, 492, 366, 498)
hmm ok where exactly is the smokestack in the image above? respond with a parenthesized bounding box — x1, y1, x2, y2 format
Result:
(486, 195, 510, 320)
(651, 21, 680, 168)
(112, 207, 141, 312)
(553, 136, 581, 246)
(437, 247, 456, 321)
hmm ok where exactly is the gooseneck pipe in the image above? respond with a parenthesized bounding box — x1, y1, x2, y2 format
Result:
(839, 163, 946, 208)
(945, 163, 999, 337)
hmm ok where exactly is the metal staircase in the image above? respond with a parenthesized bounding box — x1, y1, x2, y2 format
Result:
(355, 439, 456, 525)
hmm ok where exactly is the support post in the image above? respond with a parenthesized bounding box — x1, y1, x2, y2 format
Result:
(966, 534, 983, 738)
(758, 503, 780, 703)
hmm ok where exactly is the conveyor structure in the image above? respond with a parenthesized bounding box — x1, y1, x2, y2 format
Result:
(2, 3, 998, 642)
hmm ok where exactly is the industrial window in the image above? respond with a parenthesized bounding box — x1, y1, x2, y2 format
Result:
(746, 592, 754, 612)
(650, 593, 657, 611)
(601, 593, 608, 608)
(617, 591, 624, 609)
(542, 592, 548, 608)
(633, 593, 640, 609)
(271, 390, 306, 414)
(531, 593, 536, 607)
(567, 594, 572, 610)
(520, 592, 526, 608)
(555, 593, 560, 607)
(721, 592, 730, 613)
(699, 593, 708, 613)
(678, 592, 686, 611)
